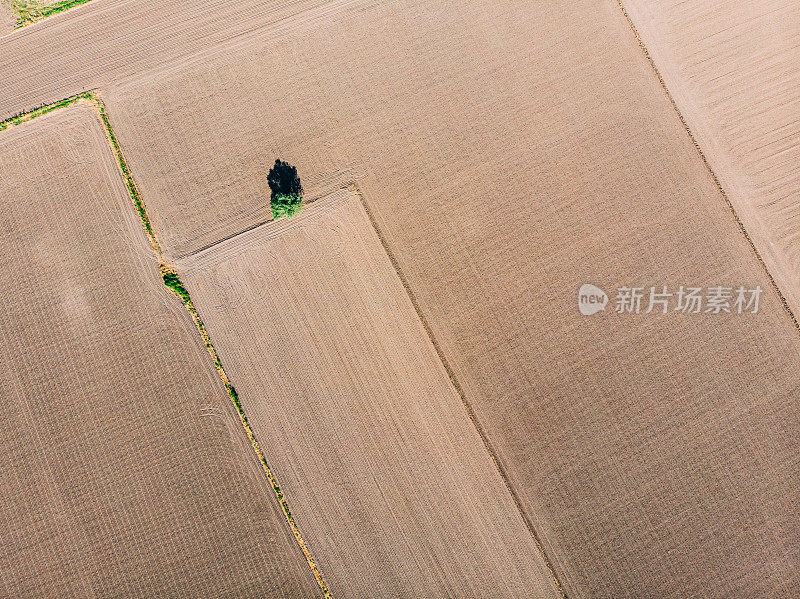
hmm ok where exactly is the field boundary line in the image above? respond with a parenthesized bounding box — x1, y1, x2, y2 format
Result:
(175, 185, 345, 261)
(153, 266, 332, 599)
(91, 96, 164, 257)
(105, 0, 363, 94)
(0, 91, 93, 132)
(350, 183, 570, 599)
(0, 92, 332, 599)
(616, 0, 800, 336)
(92, 92, 333, 599)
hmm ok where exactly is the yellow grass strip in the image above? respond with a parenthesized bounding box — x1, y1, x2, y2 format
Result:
(0, 91, 332, 598)
(351, 182, 570, 599)
(616, 0, 800, 336)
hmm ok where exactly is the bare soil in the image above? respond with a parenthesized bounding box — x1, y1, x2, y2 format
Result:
(176, 189, 561, 599)
(102, 2, 800, 595)
(0, 105, 321, 598)
(623, 0, 800, 323)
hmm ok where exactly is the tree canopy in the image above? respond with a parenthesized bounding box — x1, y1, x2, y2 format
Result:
(268, 159, 303, 219)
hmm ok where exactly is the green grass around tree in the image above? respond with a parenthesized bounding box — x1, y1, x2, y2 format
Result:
(267, 159, 303, 220)
(270, 193, 302, 219)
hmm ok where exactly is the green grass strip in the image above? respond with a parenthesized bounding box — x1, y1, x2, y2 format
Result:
(162, 270, 191, 304)
(159, 265, 332, 597)
(9, 0, 94, 27)
(0, 91, 93, 132)
(92, 95, 161, 256)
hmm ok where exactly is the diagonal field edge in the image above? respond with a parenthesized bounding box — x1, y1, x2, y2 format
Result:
(93, 92, 333, 599)
(616, 0, 800, 338)
(0, 90, 92, 132)
(173, 186, 568, 596)
(174, 185, 342, 261)
(0, 92, 333, 599)
(351, 183, 570, 599)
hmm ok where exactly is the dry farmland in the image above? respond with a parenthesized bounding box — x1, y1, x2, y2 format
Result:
(622, 0, 800, 323)
(1, 0, 799, 597)
(0, 1, 15, 33)
(0, 105, 320, 598)
(99, 1, 800, 596)
(176, 189, 561, 598)
(0, 0, 359, 118)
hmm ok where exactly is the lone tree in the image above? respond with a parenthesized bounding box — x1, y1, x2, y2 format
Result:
(267, 159, 303, 219)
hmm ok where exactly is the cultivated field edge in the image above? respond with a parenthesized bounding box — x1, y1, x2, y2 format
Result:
(0, 91, 92, 132)
(0, 92, 333, 599)
(616, 0, 800, 337)
(352, 183, 570, 599)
